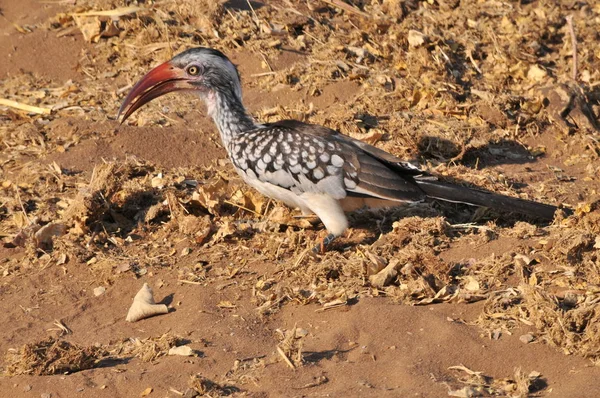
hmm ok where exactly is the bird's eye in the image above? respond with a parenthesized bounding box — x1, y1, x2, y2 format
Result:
(187, 65, 201, 76)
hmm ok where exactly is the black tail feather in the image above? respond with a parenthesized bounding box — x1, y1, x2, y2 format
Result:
(415, 179, 563, 220)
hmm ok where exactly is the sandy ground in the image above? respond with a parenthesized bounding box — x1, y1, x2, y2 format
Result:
(1, 1, 600, 397)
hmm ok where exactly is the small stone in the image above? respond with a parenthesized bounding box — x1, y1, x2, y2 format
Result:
(529, 371, 541, 379)
(151, 175, 164, 188)
(168, 345, 194, 356)
(181, 247, 191, 257)
(116, 263, 131, 273)
(520, 333, 535, 344)
(23, 385, 32, 392)
(93, 286, 106, 297)
(41, 394, 52, 398)
(527, 64, 547, 82)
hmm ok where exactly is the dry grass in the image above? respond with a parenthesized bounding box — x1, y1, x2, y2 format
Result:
(447, 365, 545, 397)
(1, 0, 600, 381)
(113, 332, 184, 363)
(3, 332, 185, 376)
(189, 373, 240, 397)
(4, 337, 106, 376)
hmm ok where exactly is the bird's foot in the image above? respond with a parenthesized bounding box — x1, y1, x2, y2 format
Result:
(312, 233, 337, 254)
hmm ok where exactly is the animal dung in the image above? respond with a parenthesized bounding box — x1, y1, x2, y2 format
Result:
(125, 283, 169, 322)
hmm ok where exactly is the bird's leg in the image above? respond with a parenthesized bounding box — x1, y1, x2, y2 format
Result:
(312, 233, 337, 254)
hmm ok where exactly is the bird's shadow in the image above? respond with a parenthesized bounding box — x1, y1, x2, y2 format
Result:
(417, 135, 539, 170)
(224, 0, 264, 11)
(345, 134, 563, 238)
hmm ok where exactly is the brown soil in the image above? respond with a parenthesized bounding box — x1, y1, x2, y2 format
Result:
(1, 1, 600, 397)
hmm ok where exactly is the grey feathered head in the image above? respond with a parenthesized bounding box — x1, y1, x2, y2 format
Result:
(118, 47, 243, 122)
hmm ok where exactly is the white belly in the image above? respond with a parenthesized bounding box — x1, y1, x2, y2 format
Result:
(235, 168, 349, 235)
(237, 169, 310, 213)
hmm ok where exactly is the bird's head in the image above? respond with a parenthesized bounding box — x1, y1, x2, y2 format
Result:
(117, 47, 242, 123)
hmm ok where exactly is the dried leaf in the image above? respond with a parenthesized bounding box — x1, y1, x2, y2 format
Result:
(70, 6, 144, 18)
(73, 16, 102, 42)
(194, 178, 228, 215)
(360, 129, 385, 145)
(0, 98, 52, 115)
(34, 223, 66, 249)
(463, 276, 480, 292)
(527, 65, 547, 82)
(217, 301, 236, 309)
(369, 259, 400, 288)
(407, 30, 426, 47)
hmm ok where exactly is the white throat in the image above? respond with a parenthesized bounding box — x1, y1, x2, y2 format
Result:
(201, 89, 257, 146)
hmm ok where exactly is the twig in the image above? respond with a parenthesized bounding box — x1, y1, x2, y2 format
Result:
(223, 200, 262, 216)
(293, 248, 311, 269)
(51, 319, 72, 335)
(292, 375, 329, 389)
(14, 186, 31, 225)
(303, 30, 325, 45)
(276, 346, 296, 369)
(487, 29, 503, 59)
(466, 49, 482, 75)
(565, 15, 577, 81)
(447, 222, 492, 231)
(0, 98, 52, 115)
(178, 280, 203, 285)
(320, 0, 370, 18)
(246, 0, 261, 28)
(259, 52, 274, 72)
(250, 71, 277, 77)
(425, 119, 450, 129)
(116, 84, 133, 95)
(70, 6, 143, 17)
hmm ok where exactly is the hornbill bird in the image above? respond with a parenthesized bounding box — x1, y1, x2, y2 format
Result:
(118, 47, 564, 252)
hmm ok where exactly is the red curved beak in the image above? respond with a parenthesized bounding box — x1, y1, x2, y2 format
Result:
(117, 61, 189, 123)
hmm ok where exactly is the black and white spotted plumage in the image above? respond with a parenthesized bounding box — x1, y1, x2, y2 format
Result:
(228, 120, 424, 203)
(119, 47, 563, 247)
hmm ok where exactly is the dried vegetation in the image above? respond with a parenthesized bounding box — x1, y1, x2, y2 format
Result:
(4, 337, 106, 376)
(4, 332, 186, 376)
(1, 0, 600, 395)
(446, 365, 545, 398)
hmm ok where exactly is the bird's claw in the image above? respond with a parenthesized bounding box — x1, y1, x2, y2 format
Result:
(312, 233, 337, 254)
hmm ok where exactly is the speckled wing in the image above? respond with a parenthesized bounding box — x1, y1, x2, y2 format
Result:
(228, 120, 426, 203)
(228, 121, 349, 199)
